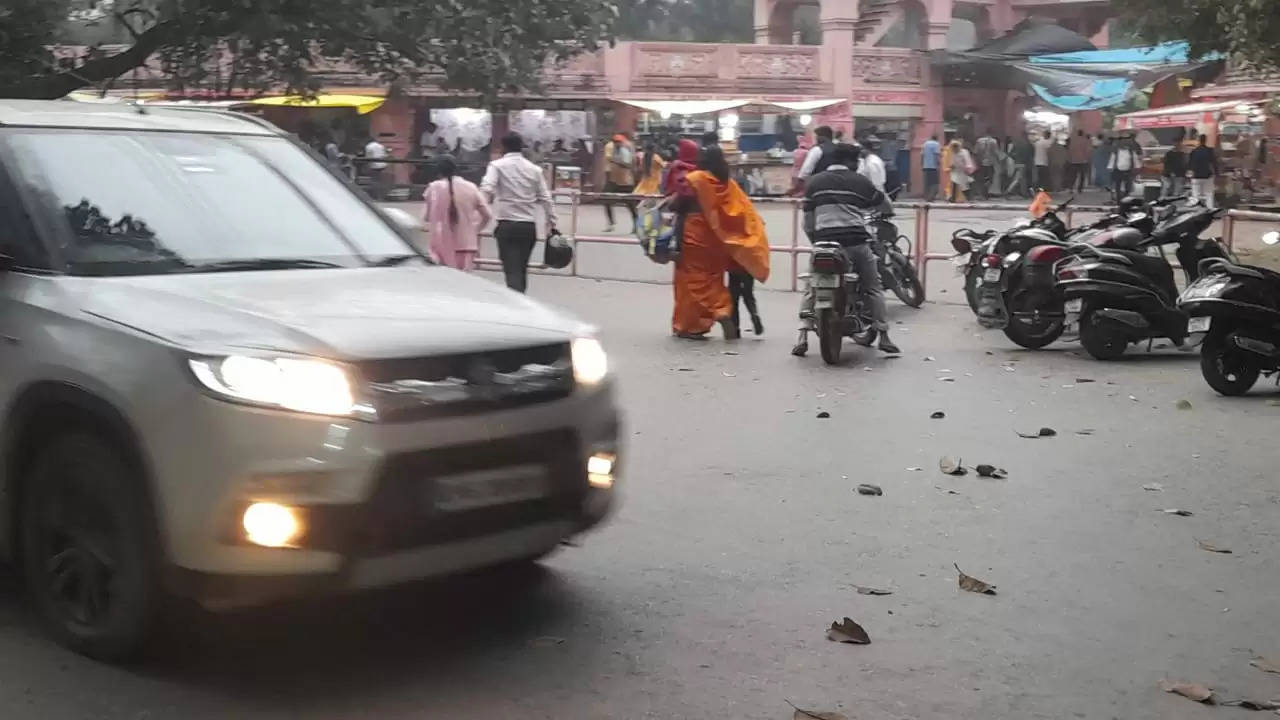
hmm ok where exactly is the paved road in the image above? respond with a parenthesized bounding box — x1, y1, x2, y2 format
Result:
(2, 276, 1279, 719)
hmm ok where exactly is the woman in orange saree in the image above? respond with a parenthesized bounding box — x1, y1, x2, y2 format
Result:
(672, 147, 771, 339)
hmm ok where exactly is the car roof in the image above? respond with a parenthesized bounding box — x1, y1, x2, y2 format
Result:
(0, 99, 280, 136)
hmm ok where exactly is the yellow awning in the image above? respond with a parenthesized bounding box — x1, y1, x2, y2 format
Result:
(250, 94, 385, 114)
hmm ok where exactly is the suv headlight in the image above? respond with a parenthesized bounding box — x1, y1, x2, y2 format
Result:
(571, 337, 609, 385)
(189, 356, 357, 416)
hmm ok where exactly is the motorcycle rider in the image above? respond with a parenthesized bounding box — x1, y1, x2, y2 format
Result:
(792, 142, 901, 357)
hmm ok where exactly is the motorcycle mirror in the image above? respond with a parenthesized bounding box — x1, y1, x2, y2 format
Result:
(1264, 231, 1280, 246)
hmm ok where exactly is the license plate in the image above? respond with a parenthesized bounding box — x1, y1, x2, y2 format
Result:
(983, 268, 1002, 283)
(812, 275, 841, 289)
(433, 464, 549, 512)
(1065, 298, 1083, 312)
(1188, 316, 1211, 333)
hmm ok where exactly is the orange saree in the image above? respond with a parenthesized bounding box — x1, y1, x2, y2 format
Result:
(671, 171, 771, 335)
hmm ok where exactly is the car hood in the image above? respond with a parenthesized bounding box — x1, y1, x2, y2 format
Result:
(74, 266, 587, 360)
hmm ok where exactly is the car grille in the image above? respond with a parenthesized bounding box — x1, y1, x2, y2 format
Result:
(305, 430, 584, 555)
(358, 343, 573, 422)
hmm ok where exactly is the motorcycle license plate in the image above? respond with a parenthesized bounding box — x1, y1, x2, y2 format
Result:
(812, 275, 841, 289)
(1064, 298, 1083, 312)
(983, 268, 1002, 283)
(1188, 316, 1211, 333)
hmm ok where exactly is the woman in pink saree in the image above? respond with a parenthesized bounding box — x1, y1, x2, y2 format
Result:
(422, 155, 492, 270)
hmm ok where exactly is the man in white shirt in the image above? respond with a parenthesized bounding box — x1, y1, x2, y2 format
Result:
(363, 135, 389, 199)
(857, 145, 887, 192)
(481, 132, 557, 293)
(1033, 130, 1053, 192)
(1107, 133, 1141, 204)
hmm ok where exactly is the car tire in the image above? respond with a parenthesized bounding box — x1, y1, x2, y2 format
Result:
(21, 433, 162, 662)
(1200, 330, 1260, 396)
(1079, 313, 1128, 361)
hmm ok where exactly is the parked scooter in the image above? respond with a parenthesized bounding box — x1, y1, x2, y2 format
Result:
(1179, 230, 1280, 394)
(1054, 202, 1230, 360)
(974, 197, 1173, 349)
(807, 241, 879, 365)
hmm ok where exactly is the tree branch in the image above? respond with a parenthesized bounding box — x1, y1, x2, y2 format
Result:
(0, 22, 172, 99)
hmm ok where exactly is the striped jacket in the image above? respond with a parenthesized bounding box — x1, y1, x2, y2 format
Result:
(802, 164, 890, 246)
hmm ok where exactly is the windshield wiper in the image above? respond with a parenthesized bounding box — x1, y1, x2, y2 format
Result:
(189, 258, 345, 273)
(370, 254, 428, 267)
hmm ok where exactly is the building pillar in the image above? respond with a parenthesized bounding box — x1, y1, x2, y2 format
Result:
(755, 0, 775, 43)
(820, 0, 857, 99)
(909, 12, 951, 195)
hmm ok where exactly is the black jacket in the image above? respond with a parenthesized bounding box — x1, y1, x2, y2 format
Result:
(812, 140, 837, 175)
(803, 165, 889, 246)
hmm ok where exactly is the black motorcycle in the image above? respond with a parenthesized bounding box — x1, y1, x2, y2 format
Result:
(807, 241, 878, 365)
(1054, 203, 1230, 360)
(872, 215, 924, 308)
(951, 227, 999, 313)
(1179, 230, 1280, 394)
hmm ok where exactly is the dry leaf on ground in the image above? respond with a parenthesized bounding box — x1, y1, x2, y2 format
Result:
(1142, 483, 1165, 492)
(857, 484, 883, 496)
(789, 702, 849, 720)
(1160, 680, 1215, 704)
(855, 586, 893, 596)
(1076, 428, 1096, 436)
(1075, 378, 1096, 383)
(1016, 427, 1057, 439)
(1251, 657, 1280, 674)
(931, 411, 946, 419)
(955, 564, 997, 595)
(1196, 539, 1233, 554)
(939, 457, 968, 476)
(826, 617, 871, 644)
(1222, 699, 1280, 710)
(1160, 508, 1194, 517)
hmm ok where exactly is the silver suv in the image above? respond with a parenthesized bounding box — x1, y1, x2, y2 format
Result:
(0, 100, 620, 660)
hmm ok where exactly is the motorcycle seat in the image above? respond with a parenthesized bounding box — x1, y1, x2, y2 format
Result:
(1119, 250, 1179, 302)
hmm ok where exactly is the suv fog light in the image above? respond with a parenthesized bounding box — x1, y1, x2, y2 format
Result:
(587, 453, 615, 489)
(243, 502, 303, 548)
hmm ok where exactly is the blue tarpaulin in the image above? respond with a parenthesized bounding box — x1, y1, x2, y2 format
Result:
(1023, 43, 1222, 110)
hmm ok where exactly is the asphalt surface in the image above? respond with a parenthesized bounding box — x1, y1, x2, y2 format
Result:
(2, 275, 1279, 719)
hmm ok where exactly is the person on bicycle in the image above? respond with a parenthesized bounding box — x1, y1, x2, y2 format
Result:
(792, 143, 901, 357)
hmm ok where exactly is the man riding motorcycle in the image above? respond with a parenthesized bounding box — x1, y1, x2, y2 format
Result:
(793, 142, 902, 357)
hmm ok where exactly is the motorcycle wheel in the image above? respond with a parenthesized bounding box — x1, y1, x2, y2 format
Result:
(890, 257, 925, 308)
(1200, 330, 1260, 395)
(1001, 288, 1065, 350)
(1079, 312, 1128, 361)
(817, 308, 844, 365)
(965, 268, 982, 314)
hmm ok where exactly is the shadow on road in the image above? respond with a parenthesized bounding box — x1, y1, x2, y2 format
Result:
(138, 562, 598, 709)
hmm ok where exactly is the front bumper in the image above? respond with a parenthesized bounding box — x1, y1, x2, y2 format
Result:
(144, 380, 621, 607)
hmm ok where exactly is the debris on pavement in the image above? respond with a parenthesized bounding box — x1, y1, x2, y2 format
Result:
(935, 485, 961, 495)
(676, 367, 695, 372)
(788, 702, 849, 720)
(931, 411, 946, 419)
(722, 350, 739, 356)
(1076, 428, 1096, 436)
(1142, 483, 1165, 492)
(722, 371, 737, 377)
(856, 483, 883, 496)
(955, 564, 997, 595)
(1196, 539, 1233, 554)
(855, 586, 893, 596)
(1160, 680, 1215, 703)
(1251, 656, 1280, 675)
(817, 411, 831, 419)
(1075, 378, 1096, 383)
(923, 356, 936, 362)
(975, 464, 1008, 479)
(1160, 509, 1195, 517)
(939, 457, 968, 476)
(1176, 399, 1194, 411)
(939, 376, 956, 382)
(529, 636, 566, 647)
(826, 617, 871, 644)
(1221, 699, 1280, 710)
(1129, 395, 1139, 402)
(1016, 427, 1057, 439)
(906, 467, 924, 472)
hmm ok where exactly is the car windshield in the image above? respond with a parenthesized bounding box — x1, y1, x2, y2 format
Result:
(3, 130, 417, 276)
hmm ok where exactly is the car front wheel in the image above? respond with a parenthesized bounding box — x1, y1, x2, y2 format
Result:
(21, 433, 162, 662)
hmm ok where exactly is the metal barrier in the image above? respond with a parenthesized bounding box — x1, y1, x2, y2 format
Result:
(424, 190, 1280, 298)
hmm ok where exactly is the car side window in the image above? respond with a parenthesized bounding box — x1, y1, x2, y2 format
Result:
(0, 156, 51, 270)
